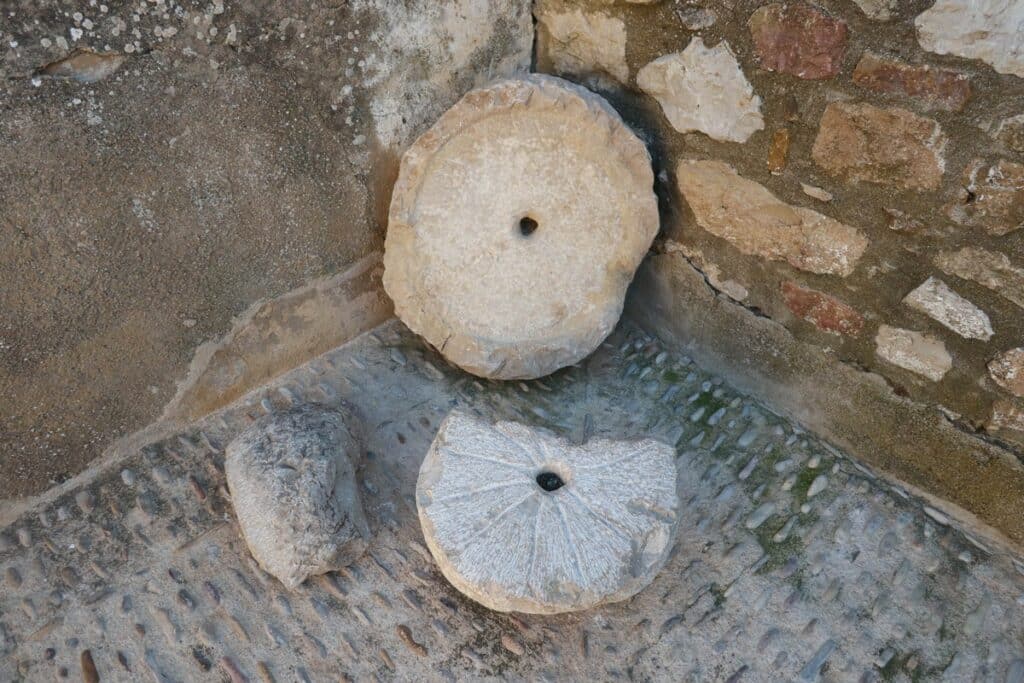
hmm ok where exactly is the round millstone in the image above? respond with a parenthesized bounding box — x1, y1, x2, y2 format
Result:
(383, 74, 659, 380)
(225, 404, 371, 589)
(416, 411, 679, 614)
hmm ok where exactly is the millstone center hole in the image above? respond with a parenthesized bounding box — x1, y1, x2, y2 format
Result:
(536, 471, 564, 492)
(519, 216, 539, 237)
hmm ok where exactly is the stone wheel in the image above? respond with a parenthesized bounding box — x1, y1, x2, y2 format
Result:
(383, 74, 658, 380)
(416, 411, 679, 614)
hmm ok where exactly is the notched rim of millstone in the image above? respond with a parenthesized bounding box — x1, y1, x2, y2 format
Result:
(383, 74, 659, 379)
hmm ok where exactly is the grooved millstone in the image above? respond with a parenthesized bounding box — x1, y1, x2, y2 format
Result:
(416, 411, 679, 614)
(383, 74, 659, 380)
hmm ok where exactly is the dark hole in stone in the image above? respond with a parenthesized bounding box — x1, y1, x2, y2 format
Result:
(519, 216, 539, 237)
(536, 471, 564, 492)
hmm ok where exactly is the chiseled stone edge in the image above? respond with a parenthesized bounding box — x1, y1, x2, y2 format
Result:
(383, 74, 658, 380)
(629, 250, 1024, 551)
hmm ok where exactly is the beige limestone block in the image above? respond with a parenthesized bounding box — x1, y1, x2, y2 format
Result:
(990, 399, 1024, 433)
(416, 411, 679, 614)
(946, 158, 1024, 237)
(875, 325, 952, 381)
(989, 348, 1024, 397)
(916, 0, 1024, 78)
(903, 277, 993, 341)
(384, 75, 658, 379)
(936, 247, 1024, 310)
(537, 9, 628, 84)
(637, 38, 764, 143)
(675, 159, 867, 276)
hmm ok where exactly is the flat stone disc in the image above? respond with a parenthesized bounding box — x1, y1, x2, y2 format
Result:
(383, 75, 658, 379)
(416, 411, 679, 614)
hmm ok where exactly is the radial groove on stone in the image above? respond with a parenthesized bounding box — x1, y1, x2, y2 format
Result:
(416, 411, 679, 614)
(383, 74, 659, 380)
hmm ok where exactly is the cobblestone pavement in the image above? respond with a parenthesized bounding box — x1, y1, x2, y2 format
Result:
(2, 320, 1024, 682)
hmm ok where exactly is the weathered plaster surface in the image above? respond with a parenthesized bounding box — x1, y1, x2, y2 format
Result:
(0, 0, 531, 499)
(162, 254, 391, 424)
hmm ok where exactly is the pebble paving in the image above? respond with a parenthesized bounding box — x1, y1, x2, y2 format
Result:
(2, 319, 1024, 682)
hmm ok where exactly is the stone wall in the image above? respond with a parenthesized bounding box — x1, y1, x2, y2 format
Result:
(4, 0, 1023, 543)
(535, 0, 1024, 544)
(0, 0, 531, 501)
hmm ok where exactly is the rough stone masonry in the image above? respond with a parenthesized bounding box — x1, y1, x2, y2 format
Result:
(535, 0, 1024, 545)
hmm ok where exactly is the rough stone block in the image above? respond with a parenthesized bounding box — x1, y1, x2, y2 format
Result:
(811, 102, 946, 191)
(903, 277, 993, 341)
(536, 9, 628, 85)
(225, 405, 370, 589)
(875, 325, 952, 381)
(781, 281, 864, 336)
(916, 0, 1024, 78)
(947, 159, 1024, 237)
(989, 348, 1024, 398)
(936, 248, 1024, 310)
(416, 411, 679, 614)
(637, 38, 763, 143)
(852, 52, 970, 112)
(675, 159, 867, 276)
(989, 399, 1024, 434)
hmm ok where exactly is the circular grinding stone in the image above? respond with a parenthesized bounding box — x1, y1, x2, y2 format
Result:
(416, 411, 680, 614)
(383, 75, 659, 380)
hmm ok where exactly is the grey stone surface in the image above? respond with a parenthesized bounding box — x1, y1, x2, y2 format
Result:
(417, 411, 678, 614)
(384, 75, 658, 380)
(2, 318, 1023, 681)
(225, 404, 370, 589)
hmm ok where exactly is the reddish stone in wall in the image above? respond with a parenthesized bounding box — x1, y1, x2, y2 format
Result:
(811, 102, 946, 191)
(781, 281, 864, 336)
(748, 3, 848, 80)
(852, 52, 970, 111)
